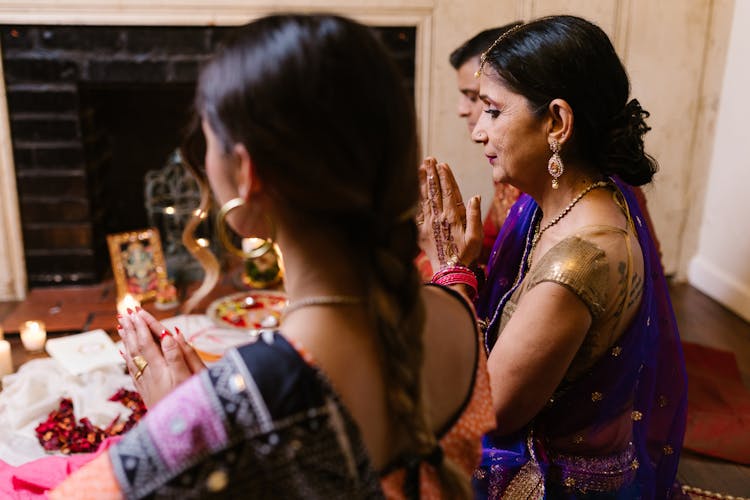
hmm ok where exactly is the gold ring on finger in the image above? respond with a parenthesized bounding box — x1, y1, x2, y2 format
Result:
(133, 355, 148, 373)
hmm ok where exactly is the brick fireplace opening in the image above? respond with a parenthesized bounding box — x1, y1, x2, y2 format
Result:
(1, 24, 416, 288)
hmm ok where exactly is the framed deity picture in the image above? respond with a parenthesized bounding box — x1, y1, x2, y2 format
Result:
(106, 228, 168, 302)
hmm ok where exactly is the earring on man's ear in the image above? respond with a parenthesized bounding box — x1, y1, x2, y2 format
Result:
(547, 139, 564, 189)
(216, 197, 274, 259)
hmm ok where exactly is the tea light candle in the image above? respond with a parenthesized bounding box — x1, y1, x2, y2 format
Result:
(0, 339, 12, 377)
(19, 320, 47, 352)
(0, 325, 11, 378)
(242, 237, 265, 254)
(117, 293, 141, 315)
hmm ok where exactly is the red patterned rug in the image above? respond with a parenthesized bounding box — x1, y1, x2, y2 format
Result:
(682, 341, 750, 464)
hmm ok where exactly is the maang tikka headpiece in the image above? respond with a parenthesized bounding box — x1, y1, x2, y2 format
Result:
(475, 23, 525, 78)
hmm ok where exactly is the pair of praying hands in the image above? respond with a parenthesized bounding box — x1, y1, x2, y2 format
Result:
(117, 309, 206, 408)
(417, 157, 483, 272)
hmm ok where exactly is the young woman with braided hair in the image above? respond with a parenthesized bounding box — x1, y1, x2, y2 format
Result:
(49, 14, 493, 499)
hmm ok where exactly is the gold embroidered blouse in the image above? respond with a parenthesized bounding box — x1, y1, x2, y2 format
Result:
(497, 224, 641, 382)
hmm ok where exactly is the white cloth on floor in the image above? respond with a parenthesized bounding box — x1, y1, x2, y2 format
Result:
(0, 358, 133, 465)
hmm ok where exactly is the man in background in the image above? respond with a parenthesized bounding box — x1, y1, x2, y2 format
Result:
(449, 23, 522, 262)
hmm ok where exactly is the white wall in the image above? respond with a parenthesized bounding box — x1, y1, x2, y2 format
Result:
(689, 0, 750, 322)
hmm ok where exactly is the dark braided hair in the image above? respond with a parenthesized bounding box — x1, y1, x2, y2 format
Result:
(196, 14, 470, 498)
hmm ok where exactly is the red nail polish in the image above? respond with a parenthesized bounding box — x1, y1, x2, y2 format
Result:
(135, 306, 142, 312)
(126, 308, 133, 315)
(174, 326, 182, 336)
(118, 349, 125, 359)
(116, 324, 123, 330)
(160, 329, 172, 340)
(116, 314, 123, 319)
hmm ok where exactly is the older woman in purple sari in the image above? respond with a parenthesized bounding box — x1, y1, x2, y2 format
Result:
(418, 15, 687, 499)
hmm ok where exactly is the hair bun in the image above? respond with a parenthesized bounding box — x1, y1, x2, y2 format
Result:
(603, 99, 657, 186)
(616, 99, 650, 133)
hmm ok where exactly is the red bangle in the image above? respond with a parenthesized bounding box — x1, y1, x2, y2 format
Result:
(431, 264, 473, 281)
(430, 265, 478, 300)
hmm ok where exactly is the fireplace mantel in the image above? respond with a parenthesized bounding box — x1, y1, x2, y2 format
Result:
(0, 0, 437, 300)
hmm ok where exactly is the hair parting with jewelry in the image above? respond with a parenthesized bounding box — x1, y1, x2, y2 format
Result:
(192, 15, 469, 497)
(475, 22, 524, 77)
(480, 15, 657, 186)
(449, 22, 522, 70)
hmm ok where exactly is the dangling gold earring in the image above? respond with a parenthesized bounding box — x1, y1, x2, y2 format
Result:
(216, 197, 274, 259)
(548, 139, 564, 189)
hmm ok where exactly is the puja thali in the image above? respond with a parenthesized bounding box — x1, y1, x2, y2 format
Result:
(157, 291, 287, 362)
(206, 290, 288, 331)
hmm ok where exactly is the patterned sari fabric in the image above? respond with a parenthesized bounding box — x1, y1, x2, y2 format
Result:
(52, 332, 384, 499)
(52, 292, 493, 500)
(473, 178, 687, 499)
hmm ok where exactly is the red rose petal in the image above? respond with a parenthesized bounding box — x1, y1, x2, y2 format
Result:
(35, 390, 147, 454)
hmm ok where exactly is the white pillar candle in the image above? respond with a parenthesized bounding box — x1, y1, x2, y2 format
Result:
(242, 237, 266, 254)
(19, 320, 47, 352)
(0, 339, 12, 378)
(117, 293, 141, 315)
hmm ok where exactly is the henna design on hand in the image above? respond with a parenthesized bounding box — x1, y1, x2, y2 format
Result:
(428, 175, 447, 267)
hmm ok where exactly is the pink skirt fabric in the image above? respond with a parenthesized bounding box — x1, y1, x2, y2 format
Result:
(0, 436, 121, 498)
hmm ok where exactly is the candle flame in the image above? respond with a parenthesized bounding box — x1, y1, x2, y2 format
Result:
(117, 294, 141, 315)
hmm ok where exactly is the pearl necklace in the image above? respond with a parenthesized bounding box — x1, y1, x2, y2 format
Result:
(282, 295, 365, 319)
(528, 180, 610, 264)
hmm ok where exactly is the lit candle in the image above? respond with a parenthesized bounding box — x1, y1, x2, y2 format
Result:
(19, 320, 47, 352)
(0, 340, 12, 377)
(117, 293, 141, 315)
(0, 325, 11, 377)
(241, 238, 283, 289)
(242, 237, 266, 254)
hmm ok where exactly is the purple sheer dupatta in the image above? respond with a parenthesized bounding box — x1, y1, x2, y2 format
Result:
(475, 192, 539, 352)
(474, 178, 687, 499)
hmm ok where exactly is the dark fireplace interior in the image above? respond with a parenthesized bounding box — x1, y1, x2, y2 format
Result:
(1, 24, 416, 287)
(80, 83, 196, 234)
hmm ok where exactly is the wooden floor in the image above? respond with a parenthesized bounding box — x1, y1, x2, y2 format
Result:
(1, 281, 749, 496)
(670, 282, 750, 498)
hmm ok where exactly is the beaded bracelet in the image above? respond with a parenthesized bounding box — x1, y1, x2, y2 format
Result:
(430, 265, 479, 300)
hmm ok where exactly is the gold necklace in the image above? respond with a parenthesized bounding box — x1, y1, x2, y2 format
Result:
(282, 295, 365, 319)
(528, 180, 610, 263)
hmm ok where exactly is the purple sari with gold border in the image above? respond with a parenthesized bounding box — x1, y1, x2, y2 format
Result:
(474, 178, 687, 499)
